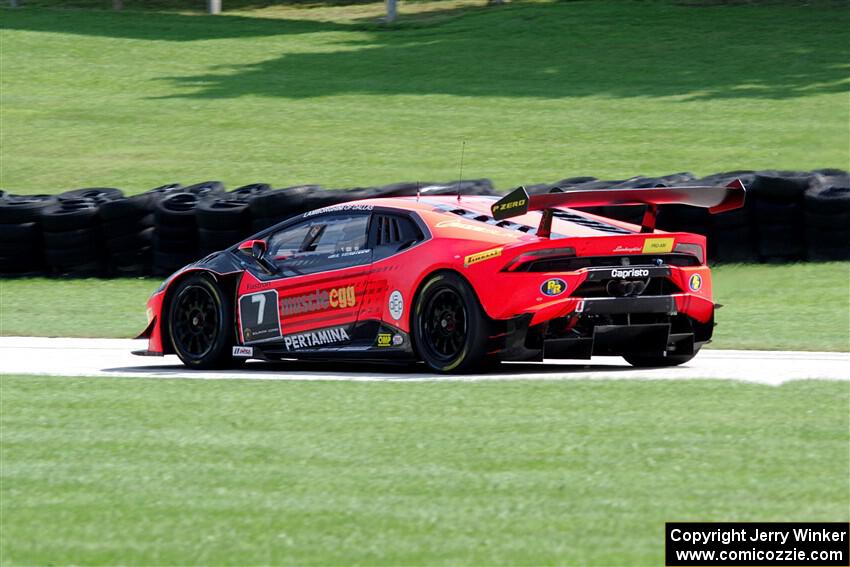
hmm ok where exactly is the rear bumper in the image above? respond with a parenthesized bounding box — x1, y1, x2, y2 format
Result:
(493, 295, 711, 361)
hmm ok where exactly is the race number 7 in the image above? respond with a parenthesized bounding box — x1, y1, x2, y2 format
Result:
(251, 294, 266, 325)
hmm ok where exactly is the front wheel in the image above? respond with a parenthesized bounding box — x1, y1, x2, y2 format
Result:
(622, 346, 701, 368)
(167, 274, 234, 369)
(412, 272, 492, 373)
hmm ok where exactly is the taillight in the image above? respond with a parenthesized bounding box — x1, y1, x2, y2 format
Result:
(673, 242, 704, 264)
(503, 247, 576, 272)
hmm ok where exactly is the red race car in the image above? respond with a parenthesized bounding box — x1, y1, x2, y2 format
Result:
(136, 181, 745, 372)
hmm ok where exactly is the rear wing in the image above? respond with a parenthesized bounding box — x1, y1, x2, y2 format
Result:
(491, 179, 746, 237)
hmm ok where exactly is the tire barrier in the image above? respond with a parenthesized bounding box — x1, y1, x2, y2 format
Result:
(0, 172, 846, 278)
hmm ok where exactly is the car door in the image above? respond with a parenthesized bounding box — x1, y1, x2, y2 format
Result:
(236, 211, 373, 352)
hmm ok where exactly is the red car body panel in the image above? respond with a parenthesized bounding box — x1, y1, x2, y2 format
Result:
(139, 188, 737, 363)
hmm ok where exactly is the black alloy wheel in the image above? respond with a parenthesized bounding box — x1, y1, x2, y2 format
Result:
(167, 274, 235, 369)
(413, 272, 491, 373)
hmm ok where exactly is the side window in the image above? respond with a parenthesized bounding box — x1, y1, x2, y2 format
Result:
(371, 214, 425, 260)
(266, 214, 371, 275)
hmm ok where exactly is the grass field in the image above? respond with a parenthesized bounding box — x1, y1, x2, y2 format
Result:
(2, 263, 848, 350)
(1, 1, 848, 194)
(1, 375, 847, 564)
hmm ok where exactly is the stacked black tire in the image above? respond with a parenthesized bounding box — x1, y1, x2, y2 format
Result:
(804, 173, 850, 261)
(747, 172, 811, 262)
(247, 185, 328, 233)
(153, 181, 224, 276)
(99, 183, 182, 277)
(0, 194, 55, 276)
(41, 188, 124, 277)
(198, 183, 270, 256)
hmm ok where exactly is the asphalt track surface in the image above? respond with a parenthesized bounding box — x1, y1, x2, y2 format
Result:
(1, 337, 847, 385)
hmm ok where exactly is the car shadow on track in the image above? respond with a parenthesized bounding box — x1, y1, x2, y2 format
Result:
(102, 358, 638, 379)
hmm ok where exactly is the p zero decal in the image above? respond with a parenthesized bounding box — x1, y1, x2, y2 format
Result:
(642, 237, 675, 253)
(464, 247, 503, 267)
(239, 290, 282, 344)
(540, 278, 567, 297)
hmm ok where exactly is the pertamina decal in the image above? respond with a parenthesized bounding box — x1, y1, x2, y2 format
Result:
(541, 278, 567, 297)
(280, 285, 356, 316)
(642, 238, 675, 253)
(464, 247, 503, 267)
(284, 326, 350, 351)
(689, 273, 703, 291)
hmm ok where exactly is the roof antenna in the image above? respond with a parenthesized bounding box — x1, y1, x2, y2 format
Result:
(457, 140, 466, 204)
(416, 180, 420, 202)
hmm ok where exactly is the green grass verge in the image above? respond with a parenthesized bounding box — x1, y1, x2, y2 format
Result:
(2, 263, 848, 350)
(1, 1, 848, 194)
(1, 375, 847, 565)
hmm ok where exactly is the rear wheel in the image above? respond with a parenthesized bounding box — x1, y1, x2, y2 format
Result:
(622, 346, 701, 367)
(167, 274, 234, 369)
(412, 272, 492, 373)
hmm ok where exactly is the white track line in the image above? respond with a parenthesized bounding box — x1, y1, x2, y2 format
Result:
(1, 337, 847, 385)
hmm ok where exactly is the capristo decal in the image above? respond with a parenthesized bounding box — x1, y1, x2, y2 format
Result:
(388, 290, 404, 320)
(610, 268, 650, 278)
(541, 278, 567, 297)
(464, 247, 503, 267)
(280, 285, 356, 316)
(283, 326, 350, 350)
(689, 273, 703, 291)
(642, 237, 675, 253)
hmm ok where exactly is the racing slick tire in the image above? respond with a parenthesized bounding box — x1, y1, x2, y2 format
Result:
(166, 274, 235, 369)
(412, 271, 492, 373)
(622, 346, 701, 368)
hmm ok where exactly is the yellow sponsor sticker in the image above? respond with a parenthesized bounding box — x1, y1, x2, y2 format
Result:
(642, 237, 674, 253)
(464, 247, 503, 267)
(376, 333, 392, 347)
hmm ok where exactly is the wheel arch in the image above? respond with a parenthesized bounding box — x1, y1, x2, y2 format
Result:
(407, 267, 493, 359)
(159, 268, 242, 355)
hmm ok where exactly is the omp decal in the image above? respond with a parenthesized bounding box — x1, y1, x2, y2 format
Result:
(610, 268, 650, 278)
(283, 326, 350, 350)
(642, 238, 675, 253)
(689, 273, 703, 291)
(541, 278, 567, 297)
(232, 346, 253, 357)
(280, 285, 356, 316)
(376, 333, 392, 347)
(388, 290, 404, 320)
(464, 247, 503, 267)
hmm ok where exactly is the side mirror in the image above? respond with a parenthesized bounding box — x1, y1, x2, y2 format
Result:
(238, 239, 267, 260)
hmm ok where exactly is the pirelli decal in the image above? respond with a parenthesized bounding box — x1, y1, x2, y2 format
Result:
(642, 237, 675, 253)
(464, 247, 503, 267)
